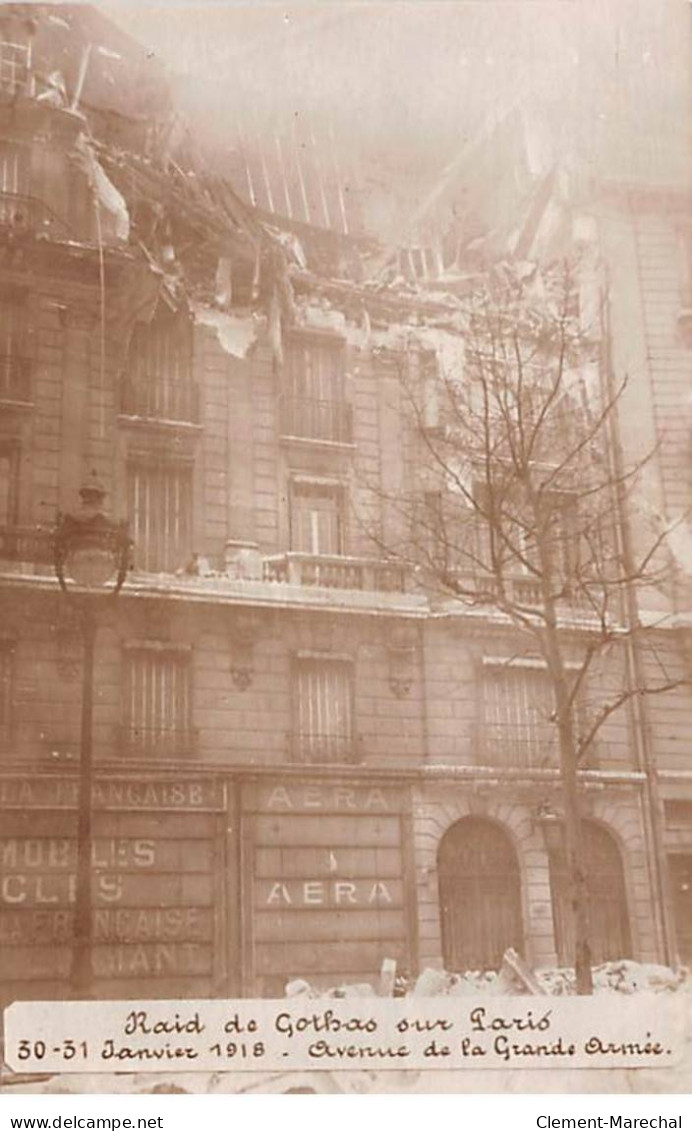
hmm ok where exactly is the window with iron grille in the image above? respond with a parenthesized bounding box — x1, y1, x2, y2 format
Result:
(122, 307, 197, 422)
(127, 460, 193, 573)
(294, 657, 355, 763)
(290, 481, 344, 556)
(123, 647, 193, 758)
(481, 662, 556, 767)
(471, 478, 580, 595)
(0, 295, 29, 400)
(0, 43, 29, 96)
(0, 142, 29, 228)
(282, 336, 351, 443)
(0, 642, 13, 746)
(0, 440, 19, 528)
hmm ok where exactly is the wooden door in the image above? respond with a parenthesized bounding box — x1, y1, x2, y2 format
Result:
(437, 817, 523, 972)
(549, 820, 632, 966)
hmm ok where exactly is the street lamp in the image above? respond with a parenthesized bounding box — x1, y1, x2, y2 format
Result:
(54, 472, 131, 996)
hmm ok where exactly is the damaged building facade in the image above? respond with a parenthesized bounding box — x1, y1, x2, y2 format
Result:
(0, 3, 690, 1005)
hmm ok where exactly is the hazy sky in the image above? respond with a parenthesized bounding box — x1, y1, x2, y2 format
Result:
(97, 1, 691, 238)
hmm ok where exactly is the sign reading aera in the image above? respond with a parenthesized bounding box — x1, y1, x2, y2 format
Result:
(249, 782, 403, 813)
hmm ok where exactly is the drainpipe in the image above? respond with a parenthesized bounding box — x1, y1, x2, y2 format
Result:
(600, 273, 676, 967)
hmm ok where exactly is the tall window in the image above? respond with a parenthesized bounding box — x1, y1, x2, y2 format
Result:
(0, 296, 29, 400)
(294, 657, 354, 762)
(123, 307, 196, 422)
(127, 461, 192, 573)
(482, 661, 556, 766)
(0, 642, 12, 746)
(0, 441, 19, 527)
(0, 143, 29, 229)
(471, 479, 579, 602)
(123, 647, 192, 757)
(290, 481, 344, 556)
(0, 43, 30, 95)
(282, 336, 351, 442)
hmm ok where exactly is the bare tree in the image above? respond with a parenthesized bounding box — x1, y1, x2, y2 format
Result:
(363, 259, 686, 994)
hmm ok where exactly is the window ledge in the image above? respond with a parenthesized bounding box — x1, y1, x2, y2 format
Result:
(117, 413, 203, 434)
(0, 396, 33, 411)
(279, 432, 357, 452)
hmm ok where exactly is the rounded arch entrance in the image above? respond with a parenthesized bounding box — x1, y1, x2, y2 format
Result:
(548, 819, 632, 965)
(437, 816, 524, 972)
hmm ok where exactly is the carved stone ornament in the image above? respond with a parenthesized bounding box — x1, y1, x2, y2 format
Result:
(389, 675, 412, 699)
(229, 609, 259, 691)
(231, 665, 253, 692)
(385, 622, 417, 698)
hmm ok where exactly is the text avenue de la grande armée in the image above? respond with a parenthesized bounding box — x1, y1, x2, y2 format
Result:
(10, 1002, 677, 1072)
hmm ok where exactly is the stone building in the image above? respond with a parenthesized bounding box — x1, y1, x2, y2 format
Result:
(0, 3, 689, 1006)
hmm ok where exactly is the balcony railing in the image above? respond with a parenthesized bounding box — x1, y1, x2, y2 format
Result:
(0, 354, 31, 402)
(117, 725, 199, 759)
(118, 376, 201, 424)
(0, 526, 53, 565)
(263, 552, 407, 592)
(280, 395, 353, 444)
(290, 731, 360, 764)
(0, 193, 72, 240)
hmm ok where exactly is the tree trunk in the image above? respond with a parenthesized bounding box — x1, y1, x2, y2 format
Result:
(557, 716, 594, 995)
(540, 579, 594, 994)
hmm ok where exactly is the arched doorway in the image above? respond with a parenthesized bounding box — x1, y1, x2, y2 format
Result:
(548, 820, 632, 966)
(437, 817, 523, 972)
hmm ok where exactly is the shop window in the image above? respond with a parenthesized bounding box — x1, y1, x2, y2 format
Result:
(281, 336, 351, 443)
(122, 646, 193, 758)
(438, 817, 523, 972)
(290, 481, 344, 556)
(127, 460, 193, 573)
(293, 656, 355, 762)
(548, 820, 632, 966)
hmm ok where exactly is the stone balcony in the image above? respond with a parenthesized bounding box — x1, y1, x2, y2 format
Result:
(262, 552, 407, 593)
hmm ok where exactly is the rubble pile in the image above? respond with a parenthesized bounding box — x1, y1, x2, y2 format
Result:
(285, 958, 688, 1000)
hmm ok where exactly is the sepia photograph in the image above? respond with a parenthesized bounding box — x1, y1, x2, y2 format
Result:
(0, 0, 690, 1101)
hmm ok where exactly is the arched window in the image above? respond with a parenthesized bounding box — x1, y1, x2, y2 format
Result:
(437, 817, 523, 972)
(121, 304, 196, 422)
(548, 820, 632, 966)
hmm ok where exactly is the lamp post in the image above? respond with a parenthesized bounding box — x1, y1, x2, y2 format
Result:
(54, 473, 131, 996)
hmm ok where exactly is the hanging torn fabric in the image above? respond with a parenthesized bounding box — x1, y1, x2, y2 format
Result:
(73, 133, 130, 244)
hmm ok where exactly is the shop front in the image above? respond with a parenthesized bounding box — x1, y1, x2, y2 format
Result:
(240, 777, 418, 995)
(0, 775, 231, 1006)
